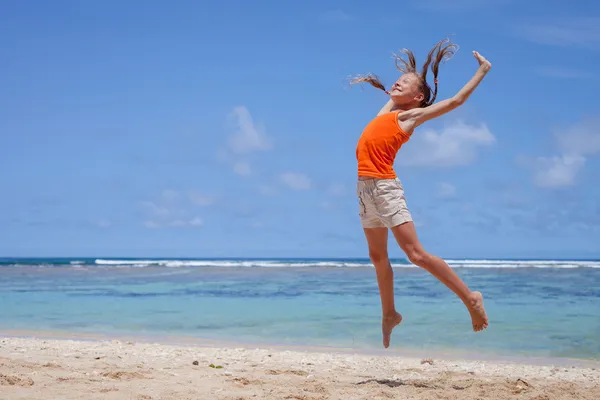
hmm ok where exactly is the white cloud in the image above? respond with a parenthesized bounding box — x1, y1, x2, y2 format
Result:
(144, 220, 161, 229)
(228, 106, 271, 154)
(188, 191, 215, 207)
(528, 117, 600, 188)
(141, 201, 173, 218)
(398, 120, 495, 167)
(222, 106, 272, 177)
(97, 219, 111, 228)
(555, 118, 600, 156)
(327, 183, 346, 196)
(188, 217, 204, 227)
(280, 172, 311, 190)
(144, 217, 203, 229)
(519, 18, 600, 50)
(168, 220, 187, 228)
(249, 220, 264, 229)
(233, 161, 252, 176)
(535, 67, 592, 79)
(436, 182, 457, 198)
(319, 201, 335, 209)
(533, 155, 586, 188)
(161, 189, 179, 202)
(142, 189, 210, 228)
(258, 185, 279, 196)
(141, 190, 182, 217)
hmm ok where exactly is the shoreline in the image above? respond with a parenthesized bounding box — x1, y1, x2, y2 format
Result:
(1, 334, 599, 399)
(2, 329, 599, 368)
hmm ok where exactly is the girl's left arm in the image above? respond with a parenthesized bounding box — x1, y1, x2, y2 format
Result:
(402, 51, 492, 127)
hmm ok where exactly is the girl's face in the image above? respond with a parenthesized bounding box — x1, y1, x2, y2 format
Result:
(389, 73, 424, 107)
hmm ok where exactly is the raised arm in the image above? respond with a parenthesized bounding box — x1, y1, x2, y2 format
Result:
(377, 98, 396, 116)
(402, 51, 492, 127)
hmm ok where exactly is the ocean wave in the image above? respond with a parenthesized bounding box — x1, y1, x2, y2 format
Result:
(93, 259, 600, 269)
(93, 259, 376, 268)
(444, 259, 600, 268)
(1, 258, 599, 269)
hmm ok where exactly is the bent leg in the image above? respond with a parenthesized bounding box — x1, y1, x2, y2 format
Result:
(363, 227, 403, 348)
(390, 222, 488, 331)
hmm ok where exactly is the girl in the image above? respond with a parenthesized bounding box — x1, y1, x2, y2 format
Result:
(351, 38, 490, 348)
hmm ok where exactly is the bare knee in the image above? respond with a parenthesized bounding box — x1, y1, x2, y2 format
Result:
(405, 246, 430, 267)
(369, 249, 389, 265)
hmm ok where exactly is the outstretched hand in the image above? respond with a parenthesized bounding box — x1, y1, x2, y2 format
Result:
(473, 51, 491, 72)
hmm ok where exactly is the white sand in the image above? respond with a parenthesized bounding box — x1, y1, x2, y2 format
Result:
(1, 334, 599, 399)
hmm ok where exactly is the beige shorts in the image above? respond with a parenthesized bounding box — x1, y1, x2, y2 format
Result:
(356, 178, 413, 229)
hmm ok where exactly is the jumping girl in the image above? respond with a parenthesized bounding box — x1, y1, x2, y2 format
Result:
(351, 38, 491, 348)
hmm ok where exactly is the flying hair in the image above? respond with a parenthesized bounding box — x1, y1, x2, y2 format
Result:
(350, 38, 459, 108)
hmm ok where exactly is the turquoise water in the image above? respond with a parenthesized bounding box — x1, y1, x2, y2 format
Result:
(1, 258, 599, 360)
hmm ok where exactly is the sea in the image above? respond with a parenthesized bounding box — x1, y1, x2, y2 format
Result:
(1, 257, 599, 361)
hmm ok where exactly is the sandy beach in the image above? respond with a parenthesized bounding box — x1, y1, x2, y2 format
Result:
(1, 334, 599, 400)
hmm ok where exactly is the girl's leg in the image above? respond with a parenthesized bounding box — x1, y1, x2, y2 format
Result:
(389, 221, 488, 331)
(363, 227, 403, 348)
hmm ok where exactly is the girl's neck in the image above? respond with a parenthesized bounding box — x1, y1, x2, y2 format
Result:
(391, 102, 418, 113)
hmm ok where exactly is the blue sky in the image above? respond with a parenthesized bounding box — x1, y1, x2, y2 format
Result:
(1, 0, 600, 259)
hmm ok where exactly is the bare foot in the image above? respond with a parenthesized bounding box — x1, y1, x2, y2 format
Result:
(467, 291, 488, 332)
(382, 312, 403, 348)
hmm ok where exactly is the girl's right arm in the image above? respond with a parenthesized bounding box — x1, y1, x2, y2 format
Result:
(377, 98, 396, 116)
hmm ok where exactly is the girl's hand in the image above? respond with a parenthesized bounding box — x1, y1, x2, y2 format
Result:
(473, 51, 492, 73)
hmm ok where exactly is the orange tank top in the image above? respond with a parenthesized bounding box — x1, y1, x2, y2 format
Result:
(356, 110, 411, 179)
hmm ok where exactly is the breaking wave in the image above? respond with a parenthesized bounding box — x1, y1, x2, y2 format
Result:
(1, 258, 599, 269)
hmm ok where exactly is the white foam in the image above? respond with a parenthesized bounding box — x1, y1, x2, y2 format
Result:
(92, 259, 600, 269)
(445, 259, 599, 268)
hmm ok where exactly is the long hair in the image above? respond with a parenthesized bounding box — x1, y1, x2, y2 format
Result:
(350, 38, 458, 108)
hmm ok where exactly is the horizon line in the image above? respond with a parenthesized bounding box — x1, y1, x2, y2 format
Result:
(1, 256, 600, 262)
